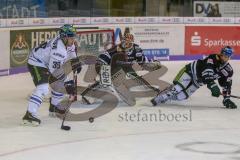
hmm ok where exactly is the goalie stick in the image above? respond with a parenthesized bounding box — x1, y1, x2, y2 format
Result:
(81, 81, 100, 105)
(116, 60, 162, 94)
(127, 72, 160, 94)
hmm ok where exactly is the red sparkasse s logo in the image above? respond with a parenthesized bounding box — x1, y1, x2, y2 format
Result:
(185, 26, 240, 55)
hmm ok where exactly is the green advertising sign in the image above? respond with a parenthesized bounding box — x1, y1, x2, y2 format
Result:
(10, 28, 58, 68)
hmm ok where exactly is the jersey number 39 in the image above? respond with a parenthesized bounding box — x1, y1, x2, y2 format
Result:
(52, 61, 61, 69)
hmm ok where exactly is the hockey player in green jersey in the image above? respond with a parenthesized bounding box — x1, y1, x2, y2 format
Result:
(151, 46, 237, 109)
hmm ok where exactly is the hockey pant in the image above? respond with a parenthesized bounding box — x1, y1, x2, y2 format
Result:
(154, 66, 199, 104)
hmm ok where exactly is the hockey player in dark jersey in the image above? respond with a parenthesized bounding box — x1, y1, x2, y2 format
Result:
(81, 33, 160, 104)
(151, 46, 237, 109)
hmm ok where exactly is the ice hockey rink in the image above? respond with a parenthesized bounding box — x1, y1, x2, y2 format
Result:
(0, 60, 240, 160)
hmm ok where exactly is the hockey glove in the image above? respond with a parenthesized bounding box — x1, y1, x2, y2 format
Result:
(207, 82, 220, 97)
(70, 57, 82, 73)
(74, 67, 82, 74)
(223, 98, 237, 109)
(64, 80, 76, 95)
(141, 61, 161, 72)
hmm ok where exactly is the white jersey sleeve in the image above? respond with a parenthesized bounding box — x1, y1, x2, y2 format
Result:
(28, 40, 52, 68)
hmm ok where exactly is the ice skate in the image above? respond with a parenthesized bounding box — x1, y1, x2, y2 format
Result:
(22, 111, 41, 126)
(49, 103, 66, 117)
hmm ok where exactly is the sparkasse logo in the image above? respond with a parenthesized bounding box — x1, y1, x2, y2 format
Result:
(191, 32, 201, 46)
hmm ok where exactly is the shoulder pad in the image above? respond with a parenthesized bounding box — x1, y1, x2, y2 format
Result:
(207, 54, 218, 60)
(133, 44, 142, 52)
(51, 37, 61, 50)
(107, 45, 118, 53)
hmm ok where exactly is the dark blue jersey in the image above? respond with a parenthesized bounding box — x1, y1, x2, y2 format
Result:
(187, 54, 233, 95)
(98, 43, 145, 65)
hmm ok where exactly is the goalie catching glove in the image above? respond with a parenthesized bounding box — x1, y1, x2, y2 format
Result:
(141, 61, 162, 72)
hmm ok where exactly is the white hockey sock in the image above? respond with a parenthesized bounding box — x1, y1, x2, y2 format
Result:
(51, 90, 64, 106)
(28, 94, 43, 116)
(27, 83, 49, 116)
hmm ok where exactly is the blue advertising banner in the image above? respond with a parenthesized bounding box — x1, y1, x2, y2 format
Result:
(143, 49, 169, 61)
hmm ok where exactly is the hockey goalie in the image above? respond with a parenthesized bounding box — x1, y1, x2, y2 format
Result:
(81, 33, 162, 106)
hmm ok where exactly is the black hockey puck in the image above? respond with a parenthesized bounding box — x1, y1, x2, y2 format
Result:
(61, 125, 71, 131)
(89, 117, 94, 123)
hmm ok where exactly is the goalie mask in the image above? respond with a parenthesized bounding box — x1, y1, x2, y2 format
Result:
(121, 33, 134, 50)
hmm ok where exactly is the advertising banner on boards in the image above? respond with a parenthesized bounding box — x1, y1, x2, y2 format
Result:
(10, 28, 58, 68)
(113, 25, 185, 61)
(185, 26, 240, 55)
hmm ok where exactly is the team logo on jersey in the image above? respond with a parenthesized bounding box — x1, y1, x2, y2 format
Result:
(207, 58, 213, 64)
(53, 52, 65, 58)
(11, 33, 30, 66)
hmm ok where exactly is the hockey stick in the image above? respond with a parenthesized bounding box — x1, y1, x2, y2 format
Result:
(229, 95, 240, 99)
(61, 73, 78, 131)
(60, 96, 75, 131)
(221, 94, 240, 99)
(60, 101, 71, 131)
(73, 71, 78, 101)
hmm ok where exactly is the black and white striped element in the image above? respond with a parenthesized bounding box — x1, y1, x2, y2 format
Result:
(100, 65, 111, 86)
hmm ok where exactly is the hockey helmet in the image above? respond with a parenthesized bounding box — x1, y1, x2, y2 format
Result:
(221, 46, 234, 58)
(59, 24, 77, 38)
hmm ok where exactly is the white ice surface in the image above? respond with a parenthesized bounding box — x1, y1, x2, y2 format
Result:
(0, 61, 240, 160)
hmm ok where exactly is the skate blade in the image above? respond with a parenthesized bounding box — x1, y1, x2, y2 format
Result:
(22, 120, 40, 127)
